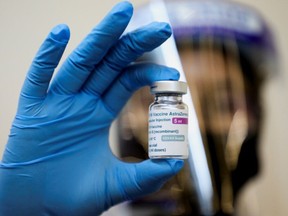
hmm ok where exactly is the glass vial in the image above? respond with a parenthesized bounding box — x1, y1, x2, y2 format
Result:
(148, 81, 189, 159)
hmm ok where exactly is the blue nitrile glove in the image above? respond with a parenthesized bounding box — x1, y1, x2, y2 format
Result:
(0, 2, 184, 215)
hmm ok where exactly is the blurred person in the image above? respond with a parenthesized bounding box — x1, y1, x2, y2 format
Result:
(113, 0, 276, 215)
(0, 2, 185, 215)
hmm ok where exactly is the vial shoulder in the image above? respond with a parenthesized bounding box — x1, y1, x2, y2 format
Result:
(149, 102, 188, 111)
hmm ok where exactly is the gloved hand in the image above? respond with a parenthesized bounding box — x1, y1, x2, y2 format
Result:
(0, 2, 184, 215)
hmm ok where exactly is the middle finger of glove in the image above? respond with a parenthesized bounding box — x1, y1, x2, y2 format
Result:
(82, 22, 172, 96)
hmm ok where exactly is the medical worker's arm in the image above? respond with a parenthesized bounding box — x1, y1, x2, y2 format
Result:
(0, 2, 183, 215)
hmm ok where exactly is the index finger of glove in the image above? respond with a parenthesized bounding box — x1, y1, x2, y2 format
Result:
(102, 64, 180, 117)
(49, 1, 133, 95)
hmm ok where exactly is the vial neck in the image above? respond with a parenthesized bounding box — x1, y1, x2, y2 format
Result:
(155, 94, 183, 103)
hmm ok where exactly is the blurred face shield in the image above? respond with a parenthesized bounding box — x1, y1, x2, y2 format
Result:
(110, 0, 276, 215)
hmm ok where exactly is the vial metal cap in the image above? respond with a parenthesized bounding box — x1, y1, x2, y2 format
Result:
(150, 81, 187, 94)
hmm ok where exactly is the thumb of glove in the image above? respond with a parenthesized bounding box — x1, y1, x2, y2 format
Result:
(131, 159, 184, 197)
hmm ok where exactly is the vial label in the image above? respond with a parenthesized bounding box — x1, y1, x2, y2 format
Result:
(148, 109, 189, 158)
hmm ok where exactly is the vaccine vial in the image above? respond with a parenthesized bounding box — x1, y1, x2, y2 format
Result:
(148, 81, 189, 159)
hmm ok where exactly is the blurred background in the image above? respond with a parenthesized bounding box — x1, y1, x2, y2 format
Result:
(0, 0, 287, 215)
